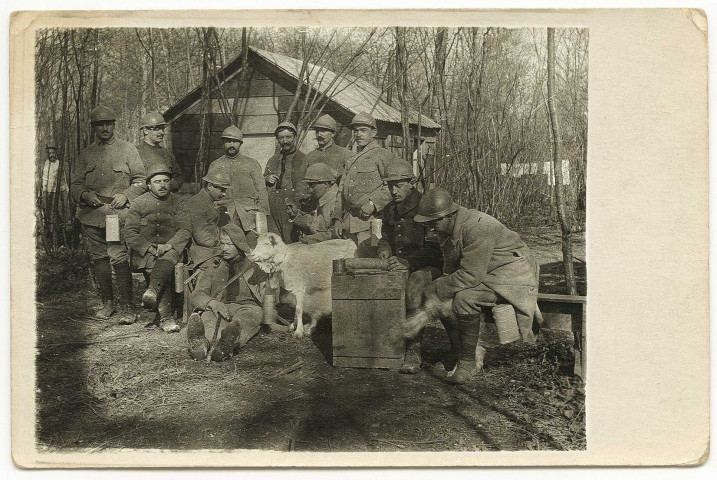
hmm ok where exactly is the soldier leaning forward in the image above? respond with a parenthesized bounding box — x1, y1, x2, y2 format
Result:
(285, 163, 340, 244)
(186, 224, 268, 362)
(414, 188, 543, 385)
(264, 121, 308, 244)
(123, 164, 189, 333)
(212, 125, 269, 245)
(331, 112, 395, 256)
(70, 105, 146, 324)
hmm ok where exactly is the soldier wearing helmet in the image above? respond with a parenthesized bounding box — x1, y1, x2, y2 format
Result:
(331, 112, 396, 256)
(211, 125, 269, 246)
(136, 111, 185, 192)
(70, 104, 146, 324)
(305, 114, 352, 179)
(176, 162, 239, 274)
(284, 163, 340, 244)
(123, 164, 189, 333)
(413, 188, 543, 384)
(263, 121, 308, 243)
(375, 161, 443, 373)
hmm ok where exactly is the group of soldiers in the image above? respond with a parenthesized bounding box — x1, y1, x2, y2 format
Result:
(69, 103, 541, 384)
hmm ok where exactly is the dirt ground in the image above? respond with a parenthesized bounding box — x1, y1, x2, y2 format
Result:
(35, 226, 586, 452)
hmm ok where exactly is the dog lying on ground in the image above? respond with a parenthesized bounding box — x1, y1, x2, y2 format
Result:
(248, 233, 357, 337)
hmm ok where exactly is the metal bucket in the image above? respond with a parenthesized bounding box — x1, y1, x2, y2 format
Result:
(493, 304, 521, 344)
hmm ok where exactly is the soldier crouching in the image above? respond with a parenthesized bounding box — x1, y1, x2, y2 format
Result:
(186, 224, 267, 362)
(123, 164, 189, 332)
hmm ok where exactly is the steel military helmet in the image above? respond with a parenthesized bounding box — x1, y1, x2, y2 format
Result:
(414, 188, 460, 223)
(90, 105, 116, 124)
(275, 121, 297, 136)
(349, 112, 377, 129)
(220, 125, 244, 143)
(304, 163, 336, 183)
(311, 114, 337, 132)
(382, 161, 415, 183)
(140, 111, 167, 129)
(145, 163, 173, 182)
(202, 162, 231, 188)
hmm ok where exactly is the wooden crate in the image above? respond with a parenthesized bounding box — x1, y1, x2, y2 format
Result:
(332, 271, 407, 369)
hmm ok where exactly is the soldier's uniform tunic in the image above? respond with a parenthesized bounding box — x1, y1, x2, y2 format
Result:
(136, 142, 185, 193)
(305, 143, 352, 179)
(175, 188, 223, 269)
(292, 184, 340, 244)
(212, 154, 269, 234)
(264, 148, 308, 243)
(334, 140, 394, 255)
(71, 137, 146, 263)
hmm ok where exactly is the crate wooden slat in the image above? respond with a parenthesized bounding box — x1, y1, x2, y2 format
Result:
(332, 272, 407, 369)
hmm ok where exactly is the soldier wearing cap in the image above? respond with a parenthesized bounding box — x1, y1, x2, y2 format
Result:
(40, 145, 69, 222)
(186, 223, 268, 362)
(376, 161, 443, 373)
(285, 163, 340, 244)
(331, 112, 395, 256)
(175, 162, 233, 272)
(123, 164, 190, 332)
(212, 125, 269, 245)
(264, 121, 308, 244)
(70, 104, 146, 323)
(305, 114, 352, 178)
(414, 188, 543, 384)
(136, 111, 185, 192)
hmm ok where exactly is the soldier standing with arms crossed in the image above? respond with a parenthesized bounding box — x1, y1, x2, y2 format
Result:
(71, 105, 146, 324)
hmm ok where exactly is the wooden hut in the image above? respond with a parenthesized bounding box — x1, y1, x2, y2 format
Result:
(163, 47, 441, 182)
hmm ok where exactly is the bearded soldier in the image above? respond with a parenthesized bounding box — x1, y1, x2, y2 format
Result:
(71, 105, 146, 324)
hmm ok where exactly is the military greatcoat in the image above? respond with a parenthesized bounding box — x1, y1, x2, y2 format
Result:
(212, 154, 269, 232)
(136, 142, 185, 192)
(175, 188, 222, 268)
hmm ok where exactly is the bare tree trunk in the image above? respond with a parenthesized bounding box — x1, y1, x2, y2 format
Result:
(547, 28, 577, 295)
(395, 27, 412, 164)
(232, 27, 249, 126)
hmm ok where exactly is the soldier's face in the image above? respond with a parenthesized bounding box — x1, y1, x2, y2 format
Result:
(388, 180, 413, 204)
(47, 150, 58, 162)
(223, 139, 242, 157)
(307, 181, 332, 199)
(143, 125, 165, 146)
(220, 234, 240, 260)
(276, 129, 296, 153)
(426, 214, 453, 237)
(94, 121, 115, 142)
(148, 174, 171, 198)
(352, 126, 376, 147)
(207, 183, 228, 201)
(314, 128, 334, 149)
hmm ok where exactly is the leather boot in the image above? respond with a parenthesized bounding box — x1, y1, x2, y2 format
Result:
(92, 258, 115, 319)
(448, 313, 486, 384)
(439, 315, 461, 372)
(211, 320, 243, 362)
(187, 312, 209, 360)
(143, 259, 175, 309)
(157, 290, 180, 333)
(113, 261, 137, 325)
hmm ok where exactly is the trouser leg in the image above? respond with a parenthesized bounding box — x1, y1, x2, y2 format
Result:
(92, 258, 115, 319)
(143, 258, 176, 309)
(112, 261, 137, 325)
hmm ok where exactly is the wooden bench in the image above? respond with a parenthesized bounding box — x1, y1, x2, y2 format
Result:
(537, 293, 587, 380)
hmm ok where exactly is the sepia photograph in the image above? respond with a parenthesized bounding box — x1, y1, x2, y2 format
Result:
(32, 23, 587, 453)
(9, 8, 708, 469)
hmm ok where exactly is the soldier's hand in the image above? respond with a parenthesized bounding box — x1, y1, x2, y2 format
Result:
(358, 200, 375, 220)
(110, 193, 129, 209)
(377, 249, 391, 259)
(81, 191, 104, 208)
(387, 256, 410, 271)
(156, 244, 173, 256)
(266, 174, 279, 186)
(285, 201, 299, 219)
(208, 300, 230, 319)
